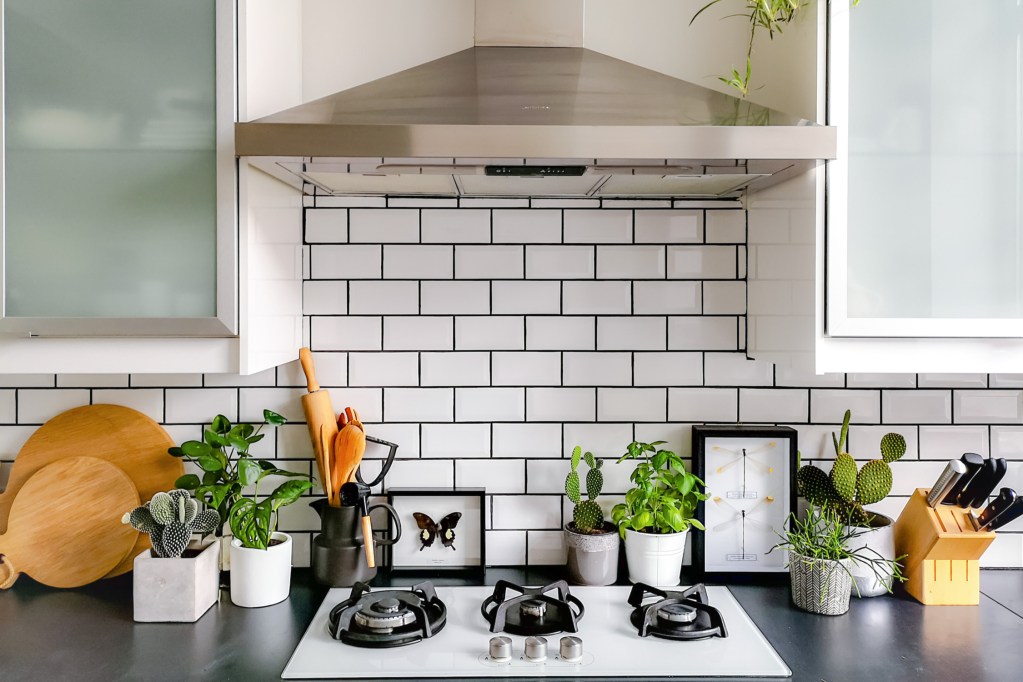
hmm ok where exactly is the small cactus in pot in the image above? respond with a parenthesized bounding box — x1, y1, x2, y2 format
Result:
(565, 446, 610, 533)
(123, 489, 221, 558)
(563, 445, 619, 586)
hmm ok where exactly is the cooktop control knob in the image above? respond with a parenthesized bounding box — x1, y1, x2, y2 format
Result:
(524, 636, 548, 662)
(488, 636, 512, 663)
(559, 635, 583, 662)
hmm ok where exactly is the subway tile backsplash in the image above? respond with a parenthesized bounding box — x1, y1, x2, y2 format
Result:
(0, 203, 1020, 569)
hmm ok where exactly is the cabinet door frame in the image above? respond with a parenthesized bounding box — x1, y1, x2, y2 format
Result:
(0, 0, 237, 337)
(825, 0, 1023, 339)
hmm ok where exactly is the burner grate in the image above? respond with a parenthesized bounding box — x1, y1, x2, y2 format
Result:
(480, 580, 585, 636)
(627, 583, 728, 641)
(328, 581, 447, 648)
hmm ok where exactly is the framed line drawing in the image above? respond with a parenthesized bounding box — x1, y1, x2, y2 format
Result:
(386, 487, 485, 577)
(692, 426, 797, 574)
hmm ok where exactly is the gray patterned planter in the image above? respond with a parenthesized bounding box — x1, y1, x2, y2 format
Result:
(789, 554, 853, 616)
(565, 523, 620, 586)
(133, 540, 219, 622)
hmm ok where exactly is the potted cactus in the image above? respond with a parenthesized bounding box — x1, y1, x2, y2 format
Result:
(123, 489, 221, 622)
(612, 440, 707, 586)
(797, 409, 907, 597)
(563, 446, 620, 585)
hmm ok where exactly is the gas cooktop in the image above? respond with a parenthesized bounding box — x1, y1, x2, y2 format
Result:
(283, 584, 790, 678)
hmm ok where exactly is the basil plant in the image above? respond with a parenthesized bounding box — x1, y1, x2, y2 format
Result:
(611, 440, 708, 538)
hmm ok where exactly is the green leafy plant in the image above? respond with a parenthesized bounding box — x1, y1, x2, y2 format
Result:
(122, 489, 220, 558)
(564, 446, 610, 534)
(611, 440, 708, 538)
(797, 409, 906, 526)
(169, 410, 312, 548)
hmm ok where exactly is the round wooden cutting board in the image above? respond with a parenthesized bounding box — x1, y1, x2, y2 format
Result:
(0, 404, 182, 577)
(0, 457, 140, 589)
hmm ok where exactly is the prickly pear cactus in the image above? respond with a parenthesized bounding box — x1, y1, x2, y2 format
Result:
(831, 453, 859, 503)
(856, 459, 893, 506)
(122, 489, 221, 558)
(564, 446, 606, 533)
(879, 432, 906, 464)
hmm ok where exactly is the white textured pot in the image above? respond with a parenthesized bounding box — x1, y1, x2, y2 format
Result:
(230, 532, 292, 608)
(623, 528, 688, 586)
(844, 513, 896, 597)
(133, 540, 220, 622)
(564, 523, 620, 586)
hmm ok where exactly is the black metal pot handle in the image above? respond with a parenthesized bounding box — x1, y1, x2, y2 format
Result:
(367, 502, 401, 547)
(356, 435, 398, 488)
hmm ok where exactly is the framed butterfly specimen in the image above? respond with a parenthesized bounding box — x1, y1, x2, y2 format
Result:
(692, 426, 797, 576)
(387, 488, 485, 577)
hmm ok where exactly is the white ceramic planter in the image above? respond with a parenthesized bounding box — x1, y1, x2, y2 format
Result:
(844, 513, 896, 597)
(564, 523, 620, 586)
(133, 540, 220, 622)
(230, 532, 292, 608)
(623, 528, 688, 586)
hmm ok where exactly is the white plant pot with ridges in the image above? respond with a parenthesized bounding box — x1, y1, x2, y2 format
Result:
(844, 513, 896, 597)
(230, 532, 292, 608)
(624, 528, 688, 586)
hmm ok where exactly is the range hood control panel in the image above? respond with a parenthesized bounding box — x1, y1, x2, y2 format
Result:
(485, 165, 587, 177)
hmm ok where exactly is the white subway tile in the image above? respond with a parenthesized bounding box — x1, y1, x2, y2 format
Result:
(847, 373, 917, 388)
(667, 245, 736, 279)
(739, 388, 808, 423)
(365, 423, 420, 459)
(979, 533, 1023, 568)
(0, 425, 34, 460)
(794, 425, 840, 460)
(531, 198, 599, 208)
(165, 388, 237, 424)
(387, 197, 457, 208)
(668, 388, 738, 422)
(705, 210, 746, 243)
(737, 246, 747, 279)
(598, 460, 635, 495)
(492, 352, 561, 386)
(384, 317, 453, 350)
(991, 426, 1023, 459)
(918, 374, 987, 388)
(384, 388, 453, 422)
(492, 281, 559, 314)
(493, 209, 561, 243)
(705, 353, 773, 387)
(633, 281, 702, 315)
(494, 423, 563, 458)
(527, 317, 595, 350)
(775, 367, 846, 388)
(810, 389, 881, 424)
(276, 502, 321, 532)
(384, 459, 454, 488)
(668, 316, 738, 350)
(13, 389, 86, 424)
(634, 352, 703, 386)
(278, 423, 315, 460)
(456, 316, 524, 350)
(634, 210, 702, 243)
(348, 281, 418, 314)
(597, 388, 666, 422)
(455, 245, 523, 279)
(313, 316, 382, 351)
(886, 460, 949, 496)
(421, 352, 489, 386)
(563, 209, 632, 243)
(954, 390, 1023, 424)
(315, 196, 385, 208)
(528, 459, 571, 493)
(305, 209, 347, 243)
(0, 374, 54, 388)
(917, 425, 984, 460)
(421, 423, 491, 458)
(310, 245, 381, 279)
(564, 423, 633, 459)
(989, 374, 1023, 388)
(420, 281, 490, 314)
(883, 390, 952, 424)
(349, 208, 419, 242)
(753, 244, 815, 280)
(597, 317, 666, 350)
(847, 425, 918, 460)
(277, 352, 347, 388)
(486, 530, 527, 565)
(602, 199, 670, 209)
(562, 281, 631, 314)
(596, 245, 665, 279)
(327, 388, 383, 422)
(421, 209, 490, 243)
(747, 207, 789, 244)
(461, 198, 529, 208)
(348, 352, 419, 387)
(57, 374, 128, 388)
(456, 387, 524, 421)
(237, 387, 306, 423)
(703, 281, 746, 314)
(90, 389, 164, 423)
(563, 352, 631, 386)
(525, 245, 594, 279)
(303, 281, 347, 315)
(382, 245, 452, 279)
(493, 496, 562, 529)
(527, 388, 596, 422)
(527, 530, 569, 564)
(457, 459, 525, 493)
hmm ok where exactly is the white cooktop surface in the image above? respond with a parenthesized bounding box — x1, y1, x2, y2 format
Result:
(282, 585, 790, 679)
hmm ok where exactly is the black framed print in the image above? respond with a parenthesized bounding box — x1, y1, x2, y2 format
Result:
(386, 487, 485, 578)
(692, 426, 797, 575)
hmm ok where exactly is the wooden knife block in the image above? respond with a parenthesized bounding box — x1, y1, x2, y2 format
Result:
(893, 489, 996, 605)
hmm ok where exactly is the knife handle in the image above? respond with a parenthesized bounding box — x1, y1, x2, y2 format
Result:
(941, 453, 985, 506)
(979, 488, 1018, 530)
(927, 460, 967, 507)
(986, 497, 1023, 532)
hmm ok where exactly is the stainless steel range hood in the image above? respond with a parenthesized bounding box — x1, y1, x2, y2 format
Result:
(236, 47, 835, 198)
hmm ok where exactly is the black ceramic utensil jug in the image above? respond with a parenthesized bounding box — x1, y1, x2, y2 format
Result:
(310, 499, 401, 587)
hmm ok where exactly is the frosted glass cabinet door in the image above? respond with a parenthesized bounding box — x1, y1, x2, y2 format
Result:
(827, 0, 1023, 337)
(1, 0, 235, 336)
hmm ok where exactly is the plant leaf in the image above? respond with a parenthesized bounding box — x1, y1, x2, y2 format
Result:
(211, 414, 231, 435)
(238, 458, 262, 486)
(175, 474, 201, 490)
(181, 440, 212, 458)
(263, 409, 287, 426)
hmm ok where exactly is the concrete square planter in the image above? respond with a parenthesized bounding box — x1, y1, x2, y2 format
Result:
(133, 540, 220, 623)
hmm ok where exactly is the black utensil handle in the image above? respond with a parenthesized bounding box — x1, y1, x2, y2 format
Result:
(942, 453, 984, 506)
(977, 488, 1015, 528)
(986, 497, 1023, 531)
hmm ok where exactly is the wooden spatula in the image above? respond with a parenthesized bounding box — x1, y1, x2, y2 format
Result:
(333, 407, 366, 488)
(299, 348, 338, 500)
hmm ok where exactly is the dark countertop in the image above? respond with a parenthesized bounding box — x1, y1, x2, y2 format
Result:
(1, 568, 1021, 682)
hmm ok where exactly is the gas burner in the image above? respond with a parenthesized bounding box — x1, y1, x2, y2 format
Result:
(328, 581, 446, 648)
(627, 583, 728, 641)
(481, 580, 585, 636)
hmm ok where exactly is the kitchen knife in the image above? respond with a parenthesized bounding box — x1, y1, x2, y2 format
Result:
(940, 453, 985, 506)
(977, 488, 1017, 530)
(985, 497, 1023, 532)
(927, 459, 968, 507)
(957, 457, 1005, 509)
